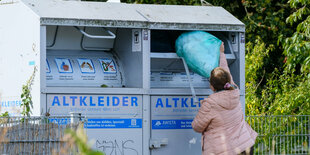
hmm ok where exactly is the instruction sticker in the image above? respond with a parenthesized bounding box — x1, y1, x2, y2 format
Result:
(55, 58, 73, 73)
(85, 119, 142, 129)
(77, 58, 95, 74)
(46, 59, 51, 73)
(99, 58, 117, 74)
(152, 119, 193, 129)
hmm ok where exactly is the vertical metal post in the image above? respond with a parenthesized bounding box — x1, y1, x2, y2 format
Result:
(40, 26, 47, 116)
(142, 29, 151, 155)
(70, 113, 81, 126)
(239, 32, 246, 115)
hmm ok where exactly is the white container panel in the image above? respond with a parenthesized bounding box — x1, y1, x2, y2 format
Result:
(0, 2, 41, 116)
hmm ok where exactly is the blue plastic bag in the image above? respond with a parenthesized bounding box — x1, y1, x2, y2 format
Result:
(175, 31, 222, 78)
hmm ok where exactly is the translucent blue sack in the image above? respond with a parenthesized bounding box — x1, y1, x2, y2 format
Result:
(175, 31, 222, 78)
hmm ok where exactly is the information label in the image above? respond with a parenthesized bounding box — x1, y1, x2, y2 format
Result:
(77, 58, 95, 74)
(99, 58, 117, 74)
(46, 53, 122, 87)
(150, 72, 210, 88)
(55, 58, 73, 73)
(85, 118, 142, 129)
(152, 119, 193, 129)
(48, 118, 142, 129)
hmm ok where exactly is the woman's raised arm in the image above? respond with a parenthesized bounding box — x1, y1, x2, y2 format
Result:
(219, 42, 236, 86)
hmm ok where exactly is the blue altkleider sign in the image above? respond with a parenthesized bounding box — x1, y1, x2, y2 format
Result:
(152, 119, 193, 129)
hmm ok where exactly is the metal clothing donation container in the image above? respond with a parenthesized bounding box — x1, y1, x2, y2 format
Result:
(0, 0, 245, 154)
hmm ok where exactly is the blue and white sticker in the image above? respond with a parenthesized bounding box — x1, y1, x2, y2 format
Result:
(99, 58, 117, 74)
(85, 118, 142, 129)
(47, 118, 142, 129)
(55, 58, 73, 73)
(152, 119, 193, 129)
(77, 58, 95, 74)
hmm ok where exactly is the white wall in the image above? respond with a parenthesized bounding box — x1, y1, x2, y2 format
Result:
(0, 2, 42, 116)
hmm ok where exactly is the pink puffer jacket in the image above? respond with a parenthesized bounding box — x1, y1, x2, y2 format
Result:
(192, 53, 257, 155)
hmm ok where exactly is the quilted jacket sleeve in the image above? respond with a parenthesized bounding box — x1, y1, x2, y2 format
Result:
(192, 99, 213, 133)
(220, 52, 236, 86)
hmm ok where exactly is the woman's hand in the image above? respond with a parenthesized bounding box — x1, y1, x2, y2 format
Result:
(220, 42, 225, 53)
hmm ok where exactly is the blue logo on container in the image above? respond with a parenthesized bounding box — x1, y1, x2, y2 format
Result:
(152, 119, 193, 129)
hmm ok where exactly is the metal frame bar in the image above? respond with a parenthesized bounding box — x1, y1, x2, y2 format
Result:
(41, 18, 245, 32)
(40, 26, 47, 116)
(142, 29, 151, 155)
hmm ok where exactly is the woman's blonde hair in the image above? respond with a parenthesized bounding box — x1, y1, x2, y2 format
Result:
(210, 67, 234, 91)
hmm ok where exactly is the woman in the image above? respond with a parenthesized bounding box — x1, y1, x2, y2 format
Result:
(192, 43, 257, 155)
